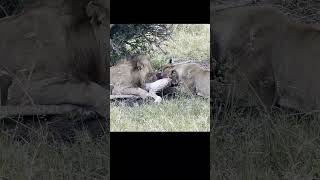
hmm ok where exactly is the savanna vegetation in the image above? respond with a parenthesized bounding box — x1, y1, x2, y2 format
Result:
(110, 24, 210, 132)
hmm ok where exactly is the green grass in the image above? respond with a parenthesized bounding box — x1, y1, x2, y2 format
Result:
(151, 24, 210, 70)
(111, 24, 210, 132)
(211, 105, 320, 179)
(111, 96, 210, 132)
(0, 130, 109, 180)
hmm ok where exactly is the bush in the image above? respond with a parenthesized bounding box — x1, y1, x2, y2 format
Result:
(110, 24, 210, 68)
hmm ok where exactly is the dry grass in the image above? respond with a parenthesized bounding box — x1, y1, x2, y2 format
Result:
(211, 104, 320, 179)
(111, 96, 210, 132)
(110, 24, 210, 132)
(151, 24, 210, 70)
(0, 121, 109, 180)
(211, 2, 320, 179)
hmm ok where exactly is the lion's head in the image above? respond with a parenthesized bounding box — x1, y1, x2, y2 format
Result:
(161, 64, 179, 86)
(126, 55, 155, 87)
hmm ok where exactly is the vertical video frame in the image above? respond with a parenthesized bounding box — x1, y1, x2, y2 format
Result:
(110, 24, 210, 132)
(0, 0, 110, 179)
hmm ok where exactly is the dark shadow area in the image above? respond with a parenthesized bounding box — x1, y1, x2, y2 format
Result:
(0, 0, 110, 179)
(211, 0, 320, 179)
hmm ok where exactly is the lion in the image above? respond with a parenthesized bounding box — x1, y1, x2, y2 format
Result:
(212, 5, 320, 111)
(110, 55, 172, 102)
(0, 0, 109, 117)
(162, 60, 210, 98)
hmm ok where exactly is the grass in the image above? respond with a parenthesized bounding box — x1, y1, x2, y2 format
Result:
(151, 24, 210, 70)
(210, 6, 320, 178)
(211, 104, 320, 179)
(210, 2, 320, 178)
(111, 96, 210, 132)
(111, 24, 210, 132)
(0, 24, 210, 178)
(0, 129, 109, 180)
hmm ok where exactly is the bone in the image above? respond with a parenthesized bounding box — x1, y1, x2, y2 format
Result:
(145, 78, 172, 93)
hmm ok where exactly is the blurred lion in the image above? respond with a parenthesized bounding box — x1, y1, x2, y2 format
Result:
(212, 5, 320, 111)
(0, 0, 110, 117)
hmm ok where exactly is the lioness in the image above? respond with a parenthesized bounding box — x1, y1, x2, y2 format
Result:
(162, 60, 210, 98)
(110, 55, 171, 102)
(212, 5, 320, 111)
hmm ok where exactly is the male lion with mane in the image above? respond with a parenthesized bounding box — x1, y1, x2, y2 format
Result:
(0, 0, 109, 117)
(110, 55, 171, 103)
(212, 5, 320, 111)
